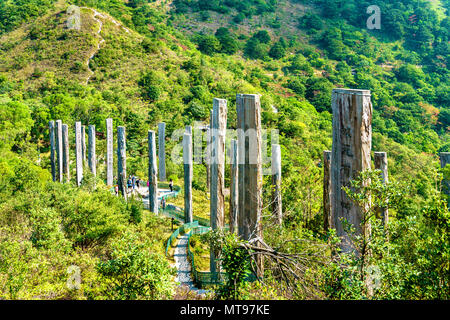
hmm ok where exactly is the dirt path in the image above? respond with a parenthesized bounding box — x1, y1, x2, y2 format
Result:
(81, 7, 130, 85)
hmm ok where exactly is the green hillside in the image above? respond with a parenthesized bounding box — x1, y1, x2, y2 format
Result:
(0, 0, 448, 300)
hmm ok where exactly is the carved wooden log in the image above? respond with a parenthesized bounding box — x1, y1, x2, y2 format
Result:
(229, 139, 239, 234)
(88, 125, 96, 176)
(148, 130, 158, 213)
(271, 144, 282, 225)
(81, 125, 86, 163)
(205, 127, 211, 191)
(158, 122, 166, 181)
(323, 150, 332, 231)
(193, 122, 202, 165)
(210, 98, 227, 275)
(183, 133, 193, 223)
(75, 122, 83, 187)
(331, 88, 372, 254)
(106, 118, 113, 186)
(62, 124, 70, 182)
(117, 126, 127, 200)
(55, 120, 63, 182)
(236, 93, 263, 277)
(374, 152, 388, 227)
(49, 121, 56, 182)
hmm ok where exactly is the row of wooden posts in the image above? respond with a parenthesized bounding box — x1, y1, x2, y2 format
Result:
(49, 89, 450, 270)
(48, 94, 273, 277)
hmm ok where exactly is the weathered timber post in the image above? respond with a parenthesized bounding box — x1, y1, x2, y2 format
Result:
(55, 120, 63, 182)
(271, 144, 282, 225)
(62, 124, 70, 182)
(374, 152, 388, 227)
(49, 121, 56, 182)
(323, 150, 332, 231)
(229, 139, 239, 234)
(210, 98, 227, 275)
(117, 126, 127, 200)
(193, 122, 202, 164)
(88, 125, 96, 176)
(236, 93, 264, 277)
(440, 152, 450, 201)
(75, 122, 83, 187)
(183, 133, 193, 223)
(81, 125, 86, 163)
(158, 122, 166, 181)
(205, 125, 211, 191)
(148, 130, 158, 214)
(331, 88, 372, 254)
(106, 118, 113, 186)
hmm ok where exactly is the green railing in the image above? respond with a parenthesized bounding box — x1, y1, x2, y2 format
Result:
(165, 221, 199, 256)
(186, 226, 226, 289)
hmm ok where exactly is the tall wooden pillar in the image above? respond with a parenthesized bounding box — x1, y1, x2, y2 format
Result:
(205, 126, 211, 191)
(374, 152, 388, 227)
(183, 133, 193, 223)
(62, 124, 70, 182)
(229, 139, 239, 234)
(55, 120, 63, 182)
(271, 144, 282, 225)
(148, 130, 158, 213)
(81, 125, 86, 163)
(117, 126, 127, 200)
(75, 122, 83, 187)
(49, 121, 56, 182)
(331, 88, 372, 254)
(210, 98, 227, 275)
(323, 150, 332, 231)
(236, 93, 263, 277)
(158, 122, 166, 181)
(88, 125, 96, 176)
(106, 118, 113, 186)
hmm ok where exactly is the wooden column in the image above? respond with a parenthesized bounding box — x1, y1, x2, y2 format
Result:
(183, 133, 193, 223)
(106, 118, 113, 186)
(323, 150, 332, 232)
(49, 121, 56, 182)
(88, 125, 96, 176)
(374, 152, 388, 227)
(331, 88, 372, 254)
(81, 125, 86, 163)
(193, 122, 202, 165)
(205, 126, 211, 191)
(148, 130, 158, 214)
(440, 152, 450, 200)
(55, 120, 63, 182)
(271, 144, 282, 225)
(210, 98, 227, 275)
(158, 122, 166, 181)
(117, 126, 127, 200)
(75, 122, 83, 187)
(229, 139, 239, 234)
(62, 124, 70, 182)
(236, 93, 263, 277)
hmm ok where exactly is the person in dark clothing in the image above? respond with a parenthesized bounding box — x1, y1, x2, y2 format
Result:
(169, 179, 173, 192)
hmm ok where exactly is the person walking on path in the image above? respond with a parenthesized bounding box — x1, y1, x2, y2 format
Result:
(169, 179, 173, 192)
(161, 197, 166, 210)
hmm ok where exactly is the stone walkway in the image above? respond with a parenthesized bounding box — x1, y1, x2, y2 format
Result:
(173, 233, 209, 295)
